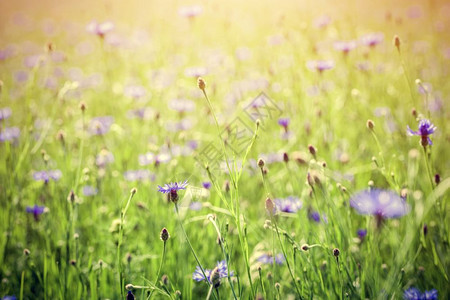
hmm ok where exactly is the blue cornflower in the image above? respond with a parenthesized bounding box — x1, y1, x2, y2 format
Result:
(158, 180, 188, 203)
(407, 119, 436, 147)
(26, 204, 46, 221)
(82, 185, 98, 196)
(192, 260, 233, 284)
(0, 107, 12, 120)
(278, 118, 290, 132)
(88, 116, 114, 135)
(257, 253, 285, 265)
(350, 189, 410, 219)
(357, 229, 367, 240)
(2, 296, 18, 300)
(33, 170, 62, 183)
(0, 127, 20, 142)
(403, 287, 438, 300)
(202, 182, 211, 189)
(274, 196, 302, 213)
(309, 211, 321, 223)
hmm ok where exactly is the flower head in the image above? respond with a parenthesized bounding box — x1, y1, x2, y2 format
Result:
(306, 60, 335, 72)
(158, 180, 188, 203)
(192, 260, 234, 284)
(407, 119, 436, 147)
(86, 21, 114, 38)
(278, 118, 290, 129)
(274, 196, 302, 213)
(33, 170, 62, 183)
(350, 189, 410, 219)
(257, 253, 285, 265)
(403, 287, 438, 300)
(26, 204, 46, 221)
(357, 229, 367, 240)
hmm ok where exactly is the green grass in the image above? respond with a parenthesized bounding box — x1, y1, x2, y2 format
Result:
(0, 1, 449, 299)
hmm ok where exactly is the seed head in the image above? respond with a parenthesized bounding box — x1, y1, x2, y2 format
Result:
(67, 190, 76, 203)
(308, 144, 317, 156)
(275, 282, 281, 290)
(161, 274, 169, 285)
(130, 187, 137, 195)
(23, 249, 31, 256)
(333, 248, 340, 257)
(393, 35, 401, 51)
(265, 197, 275, 215)
(301, 244, 309, 251)
(160, 227, 170, 242)
(257, 158, 265, 168)
(197, 77, 206, 90)
(434, 174, 440, 185)
(283, 152, 289, 163)
(366, 119, 375, 130)
(79, 101, 86, 112)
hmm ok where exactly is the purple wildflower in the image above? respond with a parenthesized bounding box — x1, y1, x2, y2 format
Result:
(0, 107, 12, 120)
(309, 211, 321, 223)
(189, 201, 203, 211)
(139, 152, 171, 166)
(124, 85, 147, 100)
(274, 196, 302, 213)
(96, 149, 114, 168)
(124, 170, 154, 182)
(168, 98, 196, 113)
(360, 32, 384, 47)
(278, 118, 290, 132)
(202, 182, 211, 189)
(1, 296, 17, 300)
(192, 260, 234, 283)
(86, 21, 114, 38)
(407, 119, 436, 147)
(33, 170, 62, 183)
(257, 253, 285, 265)
(88, 116, 114, 135)
(82, 185, 98, 196)
(158, 180, 188, 203)
(403, 288, 438, 300)
(350, 189, 410, 219)
(178, 5, 203, 18)
(334, 40, 357, 54)
(357, 229, 367, 240)
(306, 60, 335, 73)
(26, 204, 46, 221)
(0, 127, 20, 142)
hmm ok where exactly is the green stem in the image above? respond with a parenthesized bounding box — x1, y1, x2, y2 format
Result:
(148, 242, 166, 299)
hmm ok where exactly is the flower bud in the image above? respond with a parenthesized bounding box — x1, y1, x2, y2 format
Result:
(160, 228, 170, 242)
(308, 144, 317, 156)
(366, 119, 375, 130)
(333, 248, 340, 257)
(197, 77, 206, 90)
(265, 197, 275, 215)
(79, 102, 86, 112)
(257, 158, 265, 168)
(393, 35, 401, 51)
(210, 266, 221, 288)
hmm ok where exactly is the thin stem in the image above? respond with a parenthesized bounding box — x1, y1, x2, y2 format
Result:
(273, 219, 303, 299)
(174, 204, 215, 296)
(117, 190, 137, 298)
(148, 242, 166, 299)
(422, 146, 434, 190)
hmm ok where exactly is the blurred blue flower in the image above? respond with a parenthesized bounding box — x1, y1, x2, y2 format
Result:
(82, 185, 98, 196)
(357, 229, 367, 240)
(86, 21, 114, 38)
(407, 119, 436, 146)
(306, 60, 335, 72)
(309, 211, 321, 223)
(26, 204, 46, 221)
(88, 116, 114, 135)
(257, 253, 285, 265)
(202, 182, 211, 189)
(0, 127, 20, 142)
(360, 32, 384, 47)
(350, 189, 410, 218)
(0, 107, 12, 120)
(2, 296, 17, 300)
(403, 287, 437, 300)
(124, 170, 154, 182)
(192, 260, 233, 283)
(274, 196, 302, 213)
(278, 118, 290, 130)
(33, 170, 62, 183)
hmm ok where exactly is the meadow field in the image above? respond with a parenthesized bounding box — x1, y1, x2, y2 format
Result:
(0, 0, 449, 299)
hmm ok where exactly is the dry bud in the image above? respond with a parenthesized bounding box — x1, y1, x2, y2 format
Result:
(197, 77, 206, 90)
